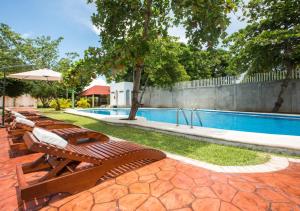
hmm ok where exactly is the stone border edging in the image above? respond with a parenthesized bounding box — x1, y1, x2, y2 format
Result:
(165, 152, 289, 173)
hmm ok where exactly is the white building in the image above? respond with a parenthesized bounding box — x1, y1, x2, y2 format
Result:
(110, 82, 133, 107)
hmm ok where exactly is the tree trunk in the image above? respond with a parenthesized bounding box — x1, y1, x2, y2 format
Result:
(127, 0, 152, 120)
(139, 76, 149, 104)
(128, 63, 143, 119)
(40, 98, 49, 108)
(272, 69, 293, 112)
(272, 47, 294, 113)
(55, 98, 61, 111)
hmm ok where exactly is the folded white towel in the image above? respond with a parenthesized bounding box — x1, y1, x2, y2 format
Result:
(15, 117, 35, 127)
(12, 111, 26, 119)
(33, 127, 68, 148)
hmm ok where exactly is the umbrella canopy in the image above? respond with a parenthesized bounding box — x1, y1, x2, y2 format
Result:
(8, 68, 62, 81)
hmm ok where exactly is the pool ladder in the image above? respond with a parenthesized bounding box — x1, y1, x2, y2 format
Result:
(191, 108, 203, 128)
(176, 108, 189, 126)
(176, 108, 203, 128)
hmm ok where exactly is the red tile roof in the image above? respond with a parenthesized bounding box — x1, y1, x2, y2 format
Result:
(81, 85, 110, 96)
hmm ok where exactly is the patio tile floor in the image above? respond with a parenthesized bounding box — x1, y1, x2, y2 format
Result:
(0, 128, 299, 210)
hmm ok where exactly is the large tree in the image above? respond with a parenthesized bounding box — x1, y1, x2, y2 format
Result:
(226, 0, 300, 112)
(88, 0, 237, 119)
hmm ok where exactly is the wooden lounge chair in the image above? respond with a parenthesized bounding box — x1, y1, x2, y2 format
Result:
(8, 122, 109, 156)
(17, 131, 166, 201)
(7, 118, 66, 140)
(5, 110, 48, 124)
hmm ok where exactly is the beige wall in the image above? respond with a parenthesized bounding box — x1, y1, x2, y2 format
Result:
(0, 94, 37, 108)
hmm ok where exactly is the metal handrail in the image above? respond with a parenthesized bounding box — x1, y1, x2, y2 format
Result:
(190, 108, 203, 128)
(176, 108, 189, 126)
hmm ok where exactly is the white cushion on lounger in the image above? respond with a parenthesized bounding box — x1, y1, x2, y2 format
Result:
(15, 117, 35, 127)
(12, 111, 27, 119)
(33, 127, 68, 148)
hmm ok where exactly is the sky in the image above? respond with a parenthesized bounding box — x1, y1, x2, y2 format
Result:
(0, 0, 246, 87)
(0, 0, 100, 58)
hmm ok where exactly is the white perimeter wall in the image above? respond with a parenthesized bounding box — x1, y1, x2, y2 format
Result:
(141, 80, 300, 113)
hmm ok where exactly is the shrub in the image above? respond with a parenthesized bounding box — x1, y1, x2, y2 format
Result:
(76, 98, 90, 108)
(49, 98, 71, 110)
(60, 98, 72, 109)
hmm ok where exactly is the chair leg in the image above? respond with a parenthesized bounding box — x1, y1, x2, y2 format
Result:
(19, 164, 108, 201)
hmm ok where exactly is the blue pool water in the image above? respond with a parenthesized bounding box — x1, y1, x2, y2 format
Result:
(82, 108, 300, 136)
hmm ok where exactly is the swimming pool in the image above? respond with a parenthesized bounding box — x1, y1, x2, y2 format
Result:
(81, 108, 300, 136)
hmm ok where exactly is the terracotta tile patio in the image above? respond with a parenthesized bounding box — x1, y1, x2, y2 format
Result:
(0, 128, 299, 211)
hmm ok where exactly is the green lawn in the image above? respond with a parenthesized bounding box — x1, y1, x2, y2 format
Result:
(39, 108, 270, 166)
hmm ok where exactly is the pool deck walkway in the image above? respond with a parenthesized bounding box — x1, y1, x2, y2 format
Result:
(1, 128, 300, 210)
(65, 109, 300, 155)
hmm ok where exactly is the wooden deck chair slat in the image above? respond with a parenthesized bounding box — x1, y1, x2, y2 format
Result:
(103, 142, 137, 154)
(55, 128, 77, 135)
(65, 128, 79, 135)
(106, 143, 132, 153)
(107, 141, 138, 150)
(91, 144, 121, 156)
(84, 145, 111, 159)
(65, 145, 96, 159)
(67, 144, 98, 158)
(60, 128, 78, 136)
(69, 128, 89, 135)
(110, 140, 144, 149)
(94, 142, 128, 153)
(73, 128, 89, 134)
(109, 141, 144, 151)
(98, 142, 129, 154)
(86, 145, 112, 159)
(92, 144, 127, 157)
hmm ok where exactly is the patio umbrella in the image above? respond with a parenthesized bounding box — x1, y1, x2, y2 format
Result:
(8, 68, 62, 81)
(2, 68, 62, 126)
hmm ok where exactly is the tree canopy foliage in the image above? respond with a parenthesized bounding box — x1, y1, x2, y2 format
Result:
(0, 23, 33, 97)
(110, 39, 235, 86)
(226, 0, 300, 111)
(171, 0, 239, 49)
(63, 58, 96, 93)
(179, 47, 234, 80)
